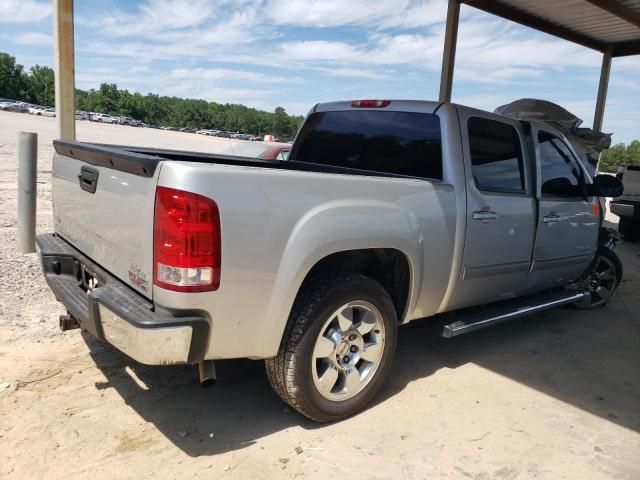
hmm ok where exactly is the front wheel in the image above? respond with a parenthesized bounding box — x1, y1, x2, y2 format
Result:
(573, 248, 622, 309)
(266, 273, 398, 422)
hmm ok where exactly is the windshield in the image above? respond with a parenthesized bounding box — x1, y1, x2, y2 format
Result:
(290, 110, 442, 179)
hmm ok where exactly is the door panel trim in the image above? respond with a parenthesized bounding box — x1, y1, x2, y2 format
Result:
(531, 253, 593, 271)
(463, 260, 531, 279)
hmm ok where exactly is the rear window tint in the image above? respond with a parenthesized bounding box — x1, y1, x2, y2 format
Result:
(290, 110, 442, 180)
(468, 117, 525, 193)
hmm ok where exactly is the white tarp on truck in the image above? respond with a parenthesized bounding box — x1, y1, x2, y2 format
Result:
(494, 98, 611, 176)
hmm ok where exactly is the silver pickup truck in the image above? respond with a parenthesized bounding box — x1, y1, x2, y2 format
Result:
(37, 100, 624, 422)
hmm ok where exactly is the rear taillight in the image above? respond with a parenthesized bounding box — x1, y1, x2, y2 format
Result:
(615, 168, 624, 181)
(154, 187, 221, 292)
(351, 100, 391, 108)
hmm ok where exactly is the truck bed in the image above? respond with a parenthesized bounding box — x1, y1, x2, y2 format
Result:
(54, 140, 422, 180)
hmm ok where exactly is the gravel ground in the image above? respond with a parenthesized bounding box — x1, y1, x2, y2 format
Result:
(0, 111, 639, 480)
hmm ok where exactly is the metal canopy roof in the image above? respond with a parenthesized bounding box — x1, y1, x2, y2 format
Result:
(463, 0, 640, 57)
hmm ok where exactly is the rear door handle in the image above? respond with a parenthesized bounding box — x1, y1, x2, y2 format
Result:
(543, 214, 565, 223)
(472, 211, 498, 221)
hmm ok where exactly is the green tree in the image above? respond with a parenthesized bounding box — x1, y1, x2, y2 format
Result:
(598, 142, 640, 172)
(0, 51, 305, 137)
(272, 106, 291, 139)
(0, 53, 28, 100)
(26, 65, 55, 106)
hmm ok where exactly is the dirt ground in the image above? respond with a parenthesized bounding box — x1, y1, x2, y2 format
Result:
(0, 111, 639, 480)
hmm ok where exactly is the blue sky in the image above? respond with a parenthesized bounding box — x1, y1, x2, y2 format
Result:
(1, 0, 639, 143)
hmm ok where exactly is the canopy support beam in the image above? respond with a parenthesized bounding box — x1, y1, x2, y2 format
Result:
(439, 0, 460, 102)
(593, 48, 612, 133)
(53, 0, 76, 141)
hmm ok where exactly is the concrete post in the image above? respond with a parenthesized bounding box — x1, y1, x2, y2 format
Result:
(17, 132, 38, 254)
(53, 0, 76, 140)
(439, 0, 461, 103)
(593, 48, 612, 133)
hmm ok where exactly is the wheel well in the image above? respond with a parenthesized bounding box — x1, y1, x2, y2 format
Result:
(302, 249, 411, 321)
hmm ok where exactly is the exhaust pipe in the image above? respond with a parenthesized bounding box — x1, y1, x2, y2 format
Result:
(59, 313, 80, 332)
(198, 360, 217, 388)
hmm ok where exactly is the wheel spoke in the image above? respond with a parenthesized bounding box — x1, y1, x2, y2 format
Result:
(316, 367, 339, 395)
(356, 310, 376, 335)
(344, 367, 362, 393)
(336, 308, 354, 332)
(360, 342, 382, 362)
(599, 269, 614, 281)
(314, 336, 335, 359)
(327, 328, 343, 346)
(596, 285, 612, 301)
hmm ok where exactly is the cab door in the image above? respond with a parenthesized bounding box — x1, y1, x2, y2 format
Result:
(528, 129, 599, 290)
(448, 111, 536, 310)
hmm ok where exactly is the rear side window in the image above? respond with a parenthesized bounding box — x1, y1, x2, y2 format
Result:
(290, 110, 442, 180)
(468, 117, 525, 193)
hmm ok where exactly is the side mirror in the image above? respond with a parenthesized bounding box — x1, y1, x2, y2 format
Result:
(541, 177, 574, 196)
(587, 174, 624, 198)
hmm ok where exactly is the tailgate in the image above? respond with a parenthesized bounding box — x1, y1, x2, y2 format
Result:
(620, 167, 640, 202)
(51, 142, 162, 300)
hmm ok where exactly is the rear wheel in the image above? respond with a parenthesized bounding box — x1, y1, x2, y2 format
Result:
(266, 273, 398, 422)
(573, 248, 622, 309)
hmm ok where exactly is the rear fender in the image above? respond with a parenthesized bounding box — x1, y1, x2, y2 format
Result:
(260, 200, 423, 357)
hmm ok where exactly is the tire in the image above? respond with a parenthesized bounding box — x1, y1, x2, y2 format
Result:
(619, 217, 640, 242)
(573, 248, 622, 310)
(98, 118, 102, 123)
(266, 273, 398, 422)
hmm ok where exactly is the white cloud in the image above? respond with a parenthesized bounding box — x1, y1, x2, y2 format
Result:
(265, 0, 446, 29)
(170, 67, 292, 84)
(96, 0, 217, 37)
(15, 32, 52, 47)
(313, 67, 389, 79)
(0, 0, 51, 23)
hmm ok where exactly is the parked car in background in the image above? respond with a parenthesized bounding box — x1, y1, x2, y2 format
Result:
(234, 133, 256, 141)
(0, 101, 24, 112)
(41, 107, 56, 117)
(91, 113, 118, 124)
(611, 165, 640, 241)
(119, 116, 142, 127)
(179, 127, 197, 133)
(222, 141, 291, 160)
(75, 111, 89, 120)
(215, 131, 232, 138)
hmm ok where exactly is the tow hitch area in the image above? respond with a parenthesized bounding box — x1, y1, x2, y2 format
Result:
(59, 313, 80, 332)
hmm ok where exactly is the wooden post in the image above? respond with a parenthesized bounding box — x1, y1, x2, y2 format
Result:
(593, 48, 612, 133)
(53, 0, 76, 140)
(439, 0, 460, 102)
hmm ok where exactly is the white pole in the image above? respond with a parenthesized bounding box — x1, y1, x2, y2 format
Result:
(53, 0, 76, 140)
(17, 132, 38, 253)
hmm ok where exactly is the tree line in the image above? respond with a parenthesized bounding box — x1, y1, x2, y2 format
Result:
(597, 140, 640, 173)
(1, 52, 304, 140)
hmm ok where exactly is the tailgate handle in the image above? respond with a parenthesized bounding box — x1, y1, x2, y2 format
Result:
(78, 166, 99, 194)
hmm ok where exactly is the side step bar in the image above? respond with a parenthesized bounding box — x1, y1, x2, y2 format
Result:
(442, 291, 585, 338)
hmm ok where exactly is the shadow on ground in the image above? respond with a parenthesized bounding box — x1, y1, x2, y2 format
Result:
(84, 240, 640, 457)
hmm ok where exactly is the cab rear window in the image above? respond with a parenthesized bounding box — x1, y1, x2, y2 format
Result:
(290, 110, 443, 180)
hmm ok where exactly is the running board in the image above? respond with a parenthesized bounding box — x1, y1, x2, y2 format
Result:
(441, 291, 585, 338)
